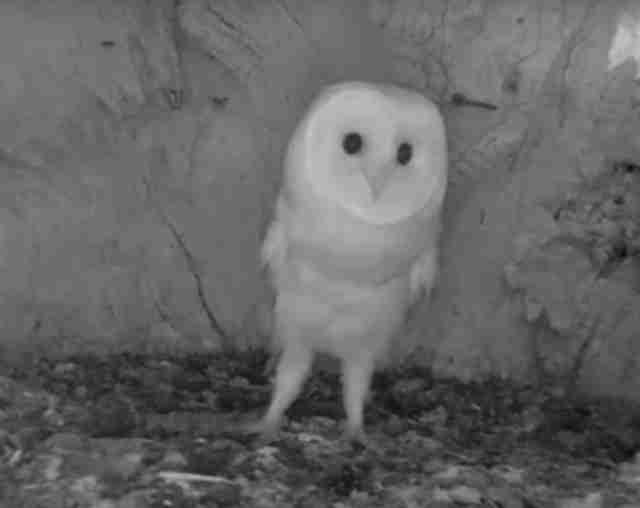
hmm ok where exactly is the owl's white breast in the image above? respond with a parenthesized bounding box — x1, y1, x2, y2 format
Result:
(278, 184, 441, 287)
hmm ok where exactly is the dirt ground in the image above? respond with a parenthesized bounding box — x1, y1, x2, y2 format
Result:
(1, 349, 639, 508)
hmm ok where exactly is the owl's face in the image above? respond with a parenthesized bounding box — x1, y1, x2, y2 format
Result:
(286, 81, 447, 225)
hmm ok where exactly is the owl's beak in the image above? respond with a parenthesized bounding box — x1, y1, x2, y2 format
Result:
(362, 166, 392, 201)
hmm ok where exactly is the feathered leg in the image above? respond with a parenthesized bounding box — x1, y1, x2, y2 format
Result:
(248, 341, 313, 442)
(341, 352, 375, 443)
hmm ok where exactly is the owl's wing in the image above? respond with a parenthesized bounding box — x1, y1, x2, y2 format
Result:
(260, 195, 290, 284)
(409, 247, 439, 306)
(260, 195, 290, 358)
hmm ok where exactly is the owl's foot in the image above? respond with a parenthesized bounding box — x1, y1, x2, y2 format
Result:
(241, 418, 282, 446)
(340, 424, 385, 454)
(340, 425, 371, 450)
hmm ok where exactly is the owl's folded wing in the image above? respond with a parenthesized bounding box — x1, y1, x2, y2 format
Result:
(260, 195, 290, 279)
(409, 247, 439, 306)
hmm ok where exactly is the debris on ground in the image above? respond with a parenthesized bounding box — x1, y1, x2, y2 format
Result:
(0, 350, 639, 507)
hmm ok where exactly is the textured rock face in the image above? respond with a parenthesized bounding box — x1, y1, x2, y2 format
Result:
(383, 0, 640, 398)
(1, 0, 639, 401)
(0, 0, 183, 349)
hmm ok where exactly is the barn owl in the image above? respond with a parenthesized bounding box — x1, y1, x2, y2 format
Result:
(253, 81, 448, 442)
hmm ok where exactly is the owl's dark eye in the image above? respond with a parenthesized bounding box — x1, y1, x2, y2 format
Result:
(342, 132, 364, 155)
(396, 142, 413, 165)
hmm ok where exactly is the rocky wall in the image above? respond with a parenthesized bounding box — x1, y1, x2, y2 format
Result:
(1, 0, 639, 401)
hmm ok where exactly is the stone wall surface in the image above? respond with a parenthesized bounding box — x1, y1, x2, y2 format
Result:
(1, 0, 639, 401)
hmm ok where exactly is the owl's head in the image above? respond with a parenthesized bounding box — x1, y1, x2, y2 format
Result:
(285, 81, 447, 225)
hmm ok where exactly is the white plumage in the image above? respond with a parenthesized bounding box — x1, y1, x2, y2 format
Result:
(255, 81, 447, 441)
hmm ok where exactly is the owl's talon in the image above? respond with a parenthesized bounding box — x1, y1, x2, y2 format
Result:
(241, 419, 281, 445)
(341, 426, 369, 448)
(340, 426, 384, 454)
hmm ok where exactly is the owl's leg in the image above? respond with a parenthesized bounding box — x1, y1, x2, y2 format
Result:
(341, 353, 375, 444)
(251, 343, 313, 442)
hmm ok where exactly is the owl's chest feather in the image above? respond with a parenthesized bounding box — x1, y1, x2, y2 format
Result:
(282, 198, 433, 286)
(274, 257, 409, 356)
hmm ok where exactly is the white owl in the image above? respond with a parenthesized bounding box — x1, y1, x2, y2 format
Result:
(254, 81, 447, 442)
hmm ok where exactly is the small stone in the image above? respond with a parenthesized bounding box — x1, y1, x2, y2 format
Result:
(148, 383, 177, 413)
(53, 362, 77, 376)
(17, 426, 51, 451)
(114, 489, 153, 508)
(434, 465, 461, 480)
(420, 406, 448, 427)
(94, 501, 117, 508)
(45, 432, 90, 452)
(185, 441, 234, 475)
(400, 430, 442, 452)
(383, 415, 409, 436)
(524, 297, 543, 322)
(160, 450, 188, 468)
(487, 486, 525, 508)
(230, 376, 250, 388)
(111, 452, 145, 480)
(74, 385, 88, 399)
(43, 455, 63, 481)
(448, 485, 483, 504)
(490, 465, 525, 484)
(87, 395, 138, 437)
(201, 390, 219, 408)
(432, 487, 451, 502)
(558, 492, 603, 508)
(200, 482, 243, 507)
